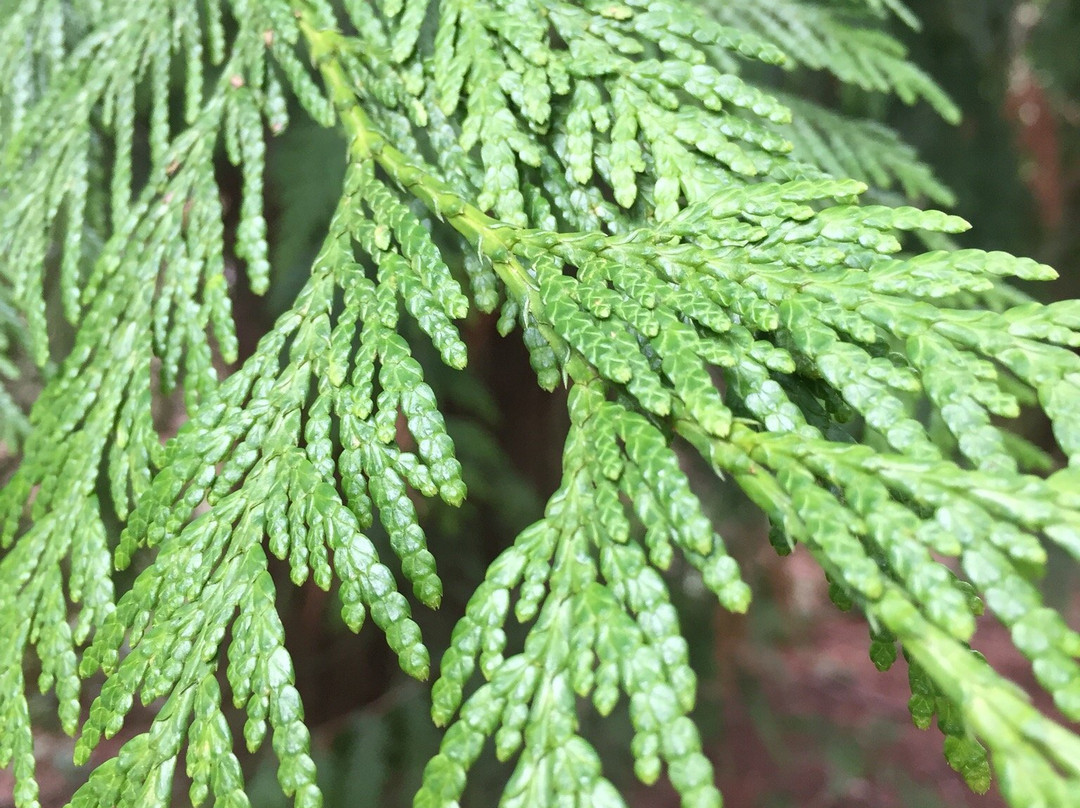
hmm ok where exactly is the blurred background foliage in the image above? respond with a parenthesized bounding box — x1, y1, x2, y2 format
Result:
(3, 1, 1079, 807)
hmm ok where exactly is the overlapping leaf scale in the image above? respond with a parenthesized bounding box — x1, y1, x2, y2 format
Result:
(508, 186, 972, 459)
(653, 186, 1078, 472)
(843, 289, 1080, 465)
(72, 530, 320, 808)
(517, 241, 736, 434)
(611, 0, 787, 65)
(434, 2, 544, 226)
(864, 452, 1080, 717)
(0, 506, 97, 808)
(1, 10, 164, 363)
(627, 0, 961, 209)
(3, 3, 1080, 808)
(902, 655, 993, 794)
(262, 0, 337, 127)
(382, 0, 429, 62)
(1, 90, 266, 493)
(472, 159, 1080, 804)
(496, 176, 1075, 488)
(0, 6, 406, 796)
(878, 593, 1080, 806)
(349, 160, 470, 369)
(423, 379, 749, 808)
(0, 0, 290, 555)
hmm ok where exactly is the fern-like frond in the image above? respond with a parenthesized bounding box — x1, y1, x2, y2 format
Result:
(300, 5, 1080, 800)
(68, 142, 472, 805)
(422, 376, 750, 808)
(0, 1, 303, 800)
(408, 166, 1080, 804)
(2, 2, 1080, 808)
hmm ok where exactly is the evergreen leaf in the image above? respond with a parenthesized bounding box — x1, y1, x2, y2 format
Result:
(2, 2, 1079, 807)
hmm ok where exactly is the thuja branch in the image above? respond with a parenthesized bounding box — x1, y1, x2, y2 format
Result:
(296, 6, 1080, 804)
(299, 11, 535, 304)
(4, 2, 1080, 807)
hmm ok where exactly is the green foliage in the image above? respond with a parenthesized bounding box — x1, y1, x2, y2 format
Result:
(1, 1, 1079, 807)
(708, 0, 960, 123)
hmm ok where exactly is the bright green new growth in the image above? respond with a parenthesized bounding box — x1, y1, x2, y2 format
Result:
(1, 1, 1080, 807)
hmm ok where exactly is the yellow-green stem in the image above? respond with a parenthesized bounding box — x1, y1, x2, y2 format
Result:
(294, 8, 604, 385)
(298, 14, 531, 304)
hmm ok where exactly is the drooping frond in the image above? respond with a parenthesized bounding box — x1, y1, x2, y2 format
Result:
(1, 2, 1079, 808)
(420, 376, 752, 808)
(0, 2, 300, 801)
(70, 159, 468, 808)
